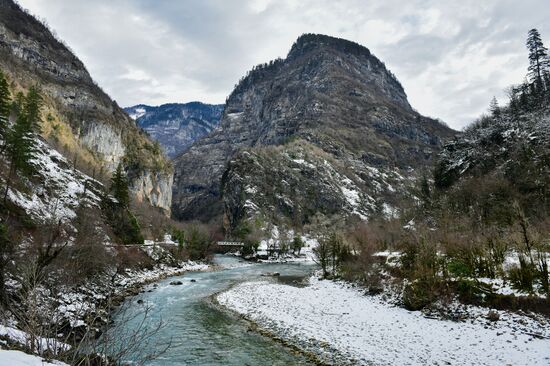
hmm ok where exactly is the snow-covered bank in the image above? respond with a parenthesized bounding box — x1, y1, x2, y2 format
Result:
(54, 260, 211, 330)
(1, 260, 211, 360)
(217, 277, 550, 365)
(255, 229, 318, 263)
(0, 350, 69, 366)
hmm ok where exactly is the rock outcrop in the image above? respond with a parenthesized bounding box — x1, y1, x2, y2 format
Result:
(125, 102, 224, 159)
(173, 34, 455, 229)
(0, 0, 172, 214)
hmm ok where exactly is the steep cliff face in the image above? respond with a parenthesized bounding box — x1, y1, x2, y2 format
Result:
(173, 34, 455, 229)
(0, 0, 172, 213)
(125, 102, 224, 158)
(130, 170, 174, 213)
(78, 122, 126, 170)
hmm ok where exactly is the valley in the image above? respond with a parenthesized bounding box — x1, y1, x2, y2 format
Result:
(0, 0, 549, 365)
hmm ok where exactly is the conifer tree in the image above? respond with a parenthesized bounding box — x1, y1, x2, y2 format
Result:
(3, 86, 42, 203)
(111, 163, 130, 209)
(0, 223, 12, 303)
(102, 164, 144, 244)
(489, 97, 501, 120)
(23, 86, 42, 134)
(0, 70, 10, 145)
(526, 29, 549, 88)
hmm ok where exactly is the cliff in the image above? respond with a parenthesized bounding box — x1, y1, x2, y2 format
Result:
(0, 0, 173, 213)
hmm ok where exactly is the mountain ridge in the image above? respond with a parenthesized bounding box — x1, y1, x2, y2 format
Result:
(125, 102, 224, 158)
(172, 33, 456, 230)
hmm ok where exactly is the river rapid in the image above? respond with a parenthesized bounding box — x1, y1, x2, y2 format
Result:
(110, 255, 316, 365)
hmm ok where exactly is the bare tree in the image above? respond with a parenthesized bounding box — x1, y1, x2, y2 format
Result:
(313, 237, 330, 278)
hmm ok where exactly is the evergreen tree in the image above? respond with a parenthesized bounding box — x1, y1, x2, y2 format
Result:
(545, 71, 550, 102)
(526, 29, 549, 88)
(111, 164, 130, 208)
(104, 164, 143, 244)
(489, 97, 501, 120)
(3, 87, 42, 203)
(0, 223, 12, 303)
(6, 87, 42, 175)
(23, 86, 42, 134)
(0, 70, 10, 145)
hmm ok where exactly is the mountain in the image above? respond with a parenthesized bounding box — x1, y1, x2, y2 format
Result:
(434, 106, 550, 218)
(172, 34, 456, 232)
(0, 0, 172, 213)
(125, 102, 224, 158)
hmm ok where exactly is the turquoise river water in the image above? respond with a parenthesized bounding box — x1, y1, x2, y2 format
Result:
(109, 255, 316, 365)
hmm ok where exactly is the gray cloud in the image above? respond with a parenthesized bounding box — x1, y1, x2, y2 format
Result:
(17, 0, 550, 129)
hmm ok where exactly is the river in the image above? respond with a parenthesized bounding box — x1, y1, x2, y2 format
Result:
(108, 255, 316, 365)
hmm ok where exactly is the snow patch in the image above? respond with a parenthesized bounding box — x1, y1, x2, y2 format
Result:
(0, 350, 69, 366)
(218, 278, 550, 365)
(128, 107, 146, 120)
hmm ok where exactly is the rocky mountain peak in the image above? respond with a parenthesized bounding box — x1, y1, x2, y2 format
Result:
(287, 33, 410, 108)
(172, 34, 455, 226)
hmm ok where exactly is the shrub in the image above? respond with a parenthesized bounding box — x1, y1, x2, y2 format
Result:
(403, 279, 438, 310)
(447, 259, 472, 278)
(292, 236, 304, 254)
(186, 224, 212, 260)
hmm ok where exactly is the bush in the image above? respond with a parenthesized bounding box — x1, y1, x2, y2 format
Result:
(508, 259, 536, 292)
(171, 228, 185, 249)
(402, 280, 438, 310)
(186, 225, 212, 260)
(447, 259, 473, 278)
(292, 236, 304, 254)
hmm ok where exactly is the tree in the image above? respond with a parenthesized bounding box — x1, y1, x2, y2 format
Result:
(419, 173, 432, 211)
(292, 235, 304, 255)
(171, 228, 186, 250)
(0, 70, 10, 146)
(3, 86, 42, 203)
(23, 86, 42, 134)
(186, 225, 211, 260)
(313, 237, 330, 278)
(489, 97, 501, 120)
(526, 29, 549, 88)
(111, 163, 130, 208)
(329, 232, 344, 275)
(0, 223, 13, 303)
(102, 164, 144, 244)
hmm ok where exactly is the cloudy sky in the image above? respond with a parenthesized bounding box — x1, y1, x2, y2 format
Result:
(17, 0, 550, 129)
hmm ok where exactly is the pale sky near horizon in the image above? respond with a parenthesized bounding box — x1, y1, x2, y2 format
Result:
(16, 0, 550, 130)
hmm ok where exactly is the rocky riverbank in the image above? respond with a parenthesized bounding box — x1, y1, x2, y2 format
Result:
(216, 276, 550, 365)
(0, 260, 212, 360)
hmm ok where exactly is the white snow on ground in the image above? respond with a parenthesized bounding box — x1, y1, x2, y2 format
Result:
(218, 277, 550, 366)
(291, 158, 316, 169)
(382, 203, 397, 219)
(475, 277, 546, 298)
(0, 350, 69, 366)
(6, 138, 102, 223)
(226, 112, 244, 120)
(341, 186, 360, 207)
(256, 226, 317, 262)
(54, 260, 210, 330)
(0, 325, 69, 353)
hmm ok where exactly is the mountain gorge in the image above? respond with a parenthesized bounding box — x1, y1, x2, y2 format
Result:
(0, 0, 173, 214)
(0, 1, 549, 365)
(172, 34, 455, 232)
(125, 102, 223, 158)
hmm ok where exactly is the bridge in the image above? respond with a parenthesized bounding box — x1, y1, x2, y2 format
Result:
(216, 241, 244, 247)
